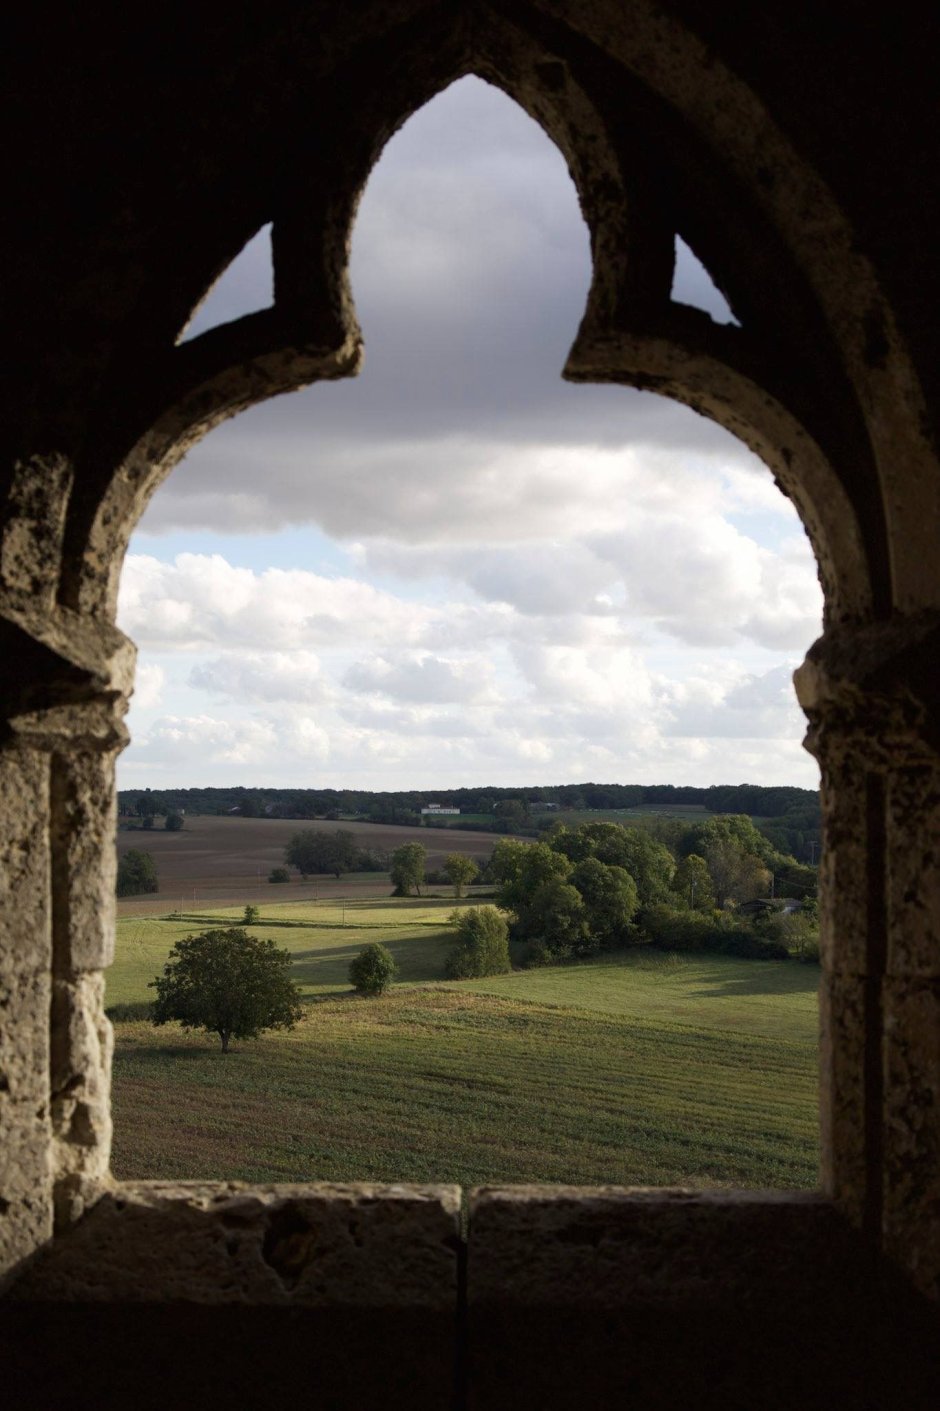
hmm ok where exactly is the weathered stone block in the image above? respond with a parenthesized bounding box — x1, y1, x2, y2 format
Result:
(49, 972, 113, 1205)
(817, 760, 871, 974)
(0, 455, 72, 607)
(466, 1186, 937, 1408)
(9, 1182, 462, 1307)
(51, 749, 119, 974)
(0, 745, 51, 974)
(883, 976, 940, 1299)
(886, 767, 940, 977)
(0, 744, 53, 1278)
(819, 969, 869, 1218)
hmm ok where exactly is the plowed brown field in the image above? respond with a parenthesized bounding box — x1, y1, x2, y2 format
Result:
(116, 814, 502, 915)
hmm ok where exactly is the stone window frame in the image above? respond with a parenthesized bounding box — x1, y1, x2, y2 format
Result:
(2, 2, 937, 1365)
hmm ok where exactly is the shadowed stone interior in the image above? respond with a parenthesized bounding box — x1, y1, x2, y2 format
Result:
(1, 3, 938, 1405)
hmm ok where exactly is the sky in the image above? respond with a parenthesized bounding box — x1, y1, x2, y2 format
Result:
(117, 77, 823, 793)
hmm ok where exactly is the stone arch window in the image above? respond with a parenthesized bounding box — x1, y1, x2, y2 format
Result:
(109, 74, 820, 1189)
(2, 6, 938, 1403)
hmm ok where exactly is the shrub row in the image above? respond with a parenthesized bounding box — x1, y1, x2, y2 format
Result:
(640, 904, 790, 960)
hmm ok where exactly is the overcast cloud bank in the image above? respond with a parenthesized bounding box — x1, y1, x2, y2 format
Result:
(120, 77, 822, 791)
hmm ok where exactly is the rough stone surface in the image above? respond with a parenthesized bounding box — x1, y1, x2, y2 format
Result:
(883, 978, 940, 1299)
(467, 1187, 839, 1304)
(813, 756, 871, 976)
(466, 1187, 939, 1408)
(0, 455, 73, 609)
(11, 1182, 462, 1306)
(818, 970, 868, 1214)
(887, 766, 940, 978)
(49, 972, 113, 1227)
(51, 749, 121, 974)
(0, 745, 53, 1281)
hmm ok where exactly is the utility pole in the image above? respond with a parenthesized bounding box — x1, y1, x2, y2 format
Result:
(809, 840, 818, 865)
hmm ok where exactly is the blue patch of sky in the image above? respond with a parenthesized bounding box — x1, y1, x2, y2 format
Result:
(178, 225, 273, 343)
(673, 237, 738, 326)
(130, 524, 350, 576)
(130, 523, 480, 606)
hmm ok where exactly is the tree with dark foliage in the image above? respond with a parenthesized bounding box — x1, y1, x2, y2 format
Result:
(116, 848, 159, 897)
(389, 841, 426, 896)
(285, 828, 359, 878)
(150, 928, 303, 1052)
(348, 942, 397, 995)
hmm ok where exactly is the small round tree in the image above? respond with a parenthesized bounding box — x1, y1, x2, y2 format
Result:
(349, 942, 397, 995)
(268, 866, 291, 883)
(149, 928, 303, 1052)
(445, 905, 511, 979)
(164, 812, 184, 831)
(242, 904, 259, 925)
(389, 841, 426, 896)
(442, 852, 479, 898)
(116, 848, 159, 897)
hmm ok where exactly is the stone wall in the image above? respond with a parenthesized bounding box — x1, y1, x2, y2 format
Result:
(1, 2, 939, 1404)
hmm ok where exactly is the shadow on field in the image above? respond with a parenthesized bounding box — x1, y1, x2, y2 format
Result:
(290, 934, 449, 962)
(106, 1002, 153, 1022)
(302, 987, 372, 1010)
(161, 913, 326, 930)
(291, 934, 452, 988)
(689, 964, 821, 999)
(114, 1040, 230, 1061)
(161, 902, 457, 930)
(290, 943, 380, 962)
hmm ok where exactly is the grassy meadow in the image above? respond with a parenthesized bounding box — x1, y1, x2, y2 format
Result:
(109, 896, 820, 1190)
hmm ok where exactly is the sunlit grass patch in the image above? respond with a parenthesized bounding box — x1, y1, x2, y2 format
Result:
(109, 897, 819, 1189)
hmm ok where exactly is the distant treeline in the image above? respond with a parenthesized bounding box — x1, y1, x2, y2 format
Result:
(117, 781, 819, 859)
(118, 781, 816, 818)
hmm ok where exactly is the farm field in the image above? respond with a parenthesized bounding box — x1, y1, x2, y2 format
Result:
(107, 897, 464, 1007)
(116, 813, 504, 915)
(108, 897, 820, 1190)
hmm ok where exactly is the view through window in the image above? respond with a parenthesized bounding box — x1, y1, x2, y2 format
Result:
(110, 77, 823, 1189)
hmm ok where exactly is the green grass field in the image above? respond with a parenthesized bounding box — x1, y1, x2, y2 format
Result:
(108, 898, 820, 1190)
(107, 897, 465, 1006)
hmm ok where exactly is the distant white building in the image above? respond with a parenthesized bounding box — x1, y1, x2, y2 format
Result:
(421, 803, 460, 815)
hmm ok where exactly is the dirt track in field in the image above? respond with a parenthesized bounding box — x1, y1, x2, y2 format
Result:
(116, 814, 505, 916)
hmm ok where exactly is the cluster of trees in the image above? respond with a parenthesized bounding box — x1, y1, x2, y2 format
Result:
(489, 831, 645, 963)
(388, 844, 481, 897)
(117, 783, 820, 861)
(285, 829, 361, 878)
(116, 848, 159, 896)
(283, 830, 387, 880)
(268, 830, 484, 897)
(486, 816, 819, 965)
(445, 906, 511, 979)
